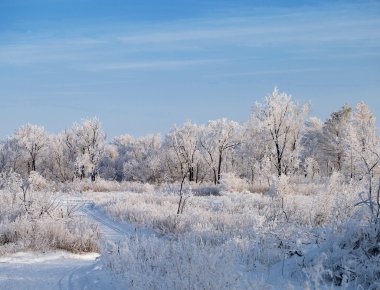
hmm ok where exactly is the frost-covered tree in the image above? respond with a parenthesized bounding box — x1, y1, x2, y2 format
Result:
(115, 134, 162, 183)
(47, 131, 79, 182)
(252, 87, 309, 176)
(13, 124, 48, 175)
(165, 122, 202, 182)
(0, 138, 25, 176)
(199, 118, 241, 184)
(318, 105, 351, 174)
(301, 117, 323, 169)
(98, 144, 119, 180)
(349, 102, 379, 167)
(73, 118, 106, 181)
(305, 157, 320, 180)
(349, 102, 379, 185)
(238, 120, 268, 183)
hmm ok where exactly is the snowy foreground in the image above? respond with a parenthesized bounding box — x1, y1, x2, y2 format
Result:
(1, 183, 378, 290)
(0, 196, 161, 290)
(0, 199, 129, 290)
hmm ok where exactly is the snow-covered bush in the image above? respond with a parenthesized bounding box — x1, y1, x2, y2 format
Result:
(0, 171, 23, 194)
(277, 174, 291, 195)
(101, 235, 252, 290)
(192, 185, 220, 196)
(249, 182, 269, 194)
(0, 216, 100, 255)
(327, 171, 345, 195)
(266, 175, 289, 196)
(71, 179, 155, 193)
(219, 172, 249, 193)
(0, 185, 100, 255)
(28, 171, 51, 192)
(303, 219, 380, 289)
(74, 178, 122, 192)
(120, 181, 155, 193)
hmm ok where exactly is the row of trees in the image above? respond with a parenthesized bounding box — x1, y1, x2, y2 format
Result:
(0, 118, 106, 182)
(0, 88, 378, 185)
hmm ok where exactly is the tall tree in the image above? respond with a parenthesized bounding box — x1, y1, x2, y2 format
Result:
(73, 118, 106, 181)
(199, 118, 241, 184)
(252, 87, 309, 176)
(318, 105, 351, 174)
(348, 102, 379, 178)
(115, 134, 162, 183)
(165, 122, 201, 182)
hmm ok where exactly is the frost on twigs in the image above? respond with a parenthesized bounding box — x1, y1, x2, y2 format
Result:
(0, 172, 100, 255)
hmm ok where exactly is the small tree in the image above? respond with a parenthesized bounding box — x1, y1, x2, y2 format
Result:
(14, 124, 48, 175)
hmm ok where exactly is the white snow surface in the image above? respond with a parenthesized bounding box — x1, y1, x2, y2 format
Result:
(0, 196, 140, 290)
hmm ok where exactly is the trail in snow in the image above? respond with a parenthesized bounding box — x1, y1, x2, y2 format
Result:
(80, 201, 155, 244)
(0, 251, 108, 290)
(0, 197, 153, 290)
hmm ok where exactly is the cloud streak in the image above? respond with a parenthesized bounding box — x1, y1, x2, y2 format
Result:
(82, 59, 224, 72)
(116, 7, 380, 49)
(1, 2, 379, 69)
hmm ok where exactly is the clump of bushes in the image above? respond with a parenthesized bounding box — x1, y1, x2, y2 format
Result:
(0, 171, 100, 255)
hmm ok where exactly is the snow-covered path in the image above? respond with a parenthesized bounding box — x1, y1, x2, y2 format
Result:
(0, 251, 109, 290)
(0, 198, 151, 290)
(80, 201, 154, 244)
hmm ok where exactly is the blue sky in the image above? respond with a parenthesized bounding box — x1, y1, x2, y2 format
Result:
(0, 0, 379, 139)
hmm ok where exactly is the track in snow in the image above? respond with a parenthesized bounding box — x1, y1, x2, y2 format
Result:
(0, 197, 153, 290)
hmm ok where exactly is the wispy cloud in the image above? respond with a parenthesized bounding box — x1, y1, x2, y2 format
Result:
(205, 68, 324, 79)
(116, 8, 380, 49)
(82, 59, 223, 72)
(1, 1, 379, 70)
(0, 37, 106, 65)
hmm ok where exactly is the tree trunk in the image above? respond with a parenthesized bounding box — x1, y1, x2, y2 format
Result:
(189, 166, 194, 182)
(217, 152, 223, 183)
(275, 142, 282, 176)
(337, 153, 342, 171)
(31, 158, 36, 172)
(177, 173, 187, 215)
(213, 168, 217, 185)
(80, 166, 85, 180)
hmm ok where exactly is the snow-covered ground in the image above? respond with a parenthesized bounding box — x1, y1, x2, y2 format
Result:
(0, 198, 136, 290)
(0, 187, 378, 290)
(0, 251, 106, 290)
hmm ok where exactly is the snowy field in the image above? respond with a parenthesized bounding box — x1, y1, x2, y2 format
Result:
(85, 179, 376, 290)
(0, 175, 379, 290)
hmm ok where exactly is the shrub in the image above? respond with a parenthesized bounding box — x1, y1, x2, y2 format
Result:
(101, 235, 251, 290)
(304, 220, 380, 289)
(219, 173, 249, 193)
(0, 216, 100, 254)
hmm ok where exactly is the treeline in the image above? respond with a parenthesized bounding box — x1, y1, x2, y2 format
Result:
(0, 88, 378, 185)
